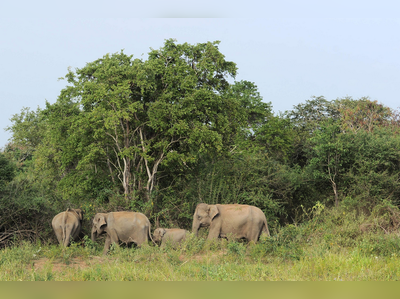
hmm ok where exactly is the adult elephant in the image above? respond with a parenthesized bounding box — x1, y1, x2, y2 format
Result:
(153, 228, 189, 247)
(52, 208, 84, 247)
(91, 211, 154, 255)
(192, 203, 270, 242)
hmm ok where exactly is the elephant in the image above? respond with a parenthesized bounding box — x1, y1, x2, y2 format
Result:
(52, 208, 84, 247)
(91, 211, 154, 255)
(192, 203, 270, 242)
(153, 228, 189, 247)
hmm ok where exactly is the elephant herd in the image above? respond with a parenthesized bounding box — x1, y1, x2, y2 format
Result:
(52, 203, 270, 255)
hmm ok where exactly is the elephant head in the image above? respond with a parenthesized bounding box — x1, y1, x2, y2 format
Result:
(153, 228, 167, 243)
(91, 213, 107, 242)
(192, 203, 219, 236)
(72, 208, 84, 222)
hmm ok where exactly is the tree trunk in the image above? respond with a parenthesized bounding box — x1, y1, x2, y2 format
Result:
(332, 181, 338, 207)
(122, 157, 131, 201)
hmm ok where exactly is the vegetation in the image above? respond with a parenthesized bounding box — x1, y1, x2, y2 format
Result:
(1, 39, 400, 280)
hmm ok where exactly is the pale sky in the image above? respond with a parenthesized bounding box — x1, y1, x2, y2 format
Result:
(1, 3, 400, 148)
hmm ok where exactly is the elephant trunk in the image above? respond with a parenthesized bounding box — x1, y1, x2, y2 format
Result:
(192, 219, 200, 237)
(91, 226, 97, 242)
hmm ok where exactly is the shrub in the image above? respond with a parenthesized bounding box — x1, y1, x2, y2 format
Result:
(262, 224, 305, 261)
(357, 234, 400, 257)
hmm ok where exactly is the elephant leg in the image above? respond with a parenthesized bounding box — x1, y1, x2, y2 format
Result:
(70, 225, 79, 241)
(207, 223, 221, 240)
(104, 229, 119, 254)
(103, 235, 111, 255)
(103, 235, 112, 255)
(247, 236, 258, 244)
(134, 227, 149, 247)
(109, 229, 119, 243)
(160, 239, 166, 248)
(247, 225, 262, 243)
(54, 228, 63, 245)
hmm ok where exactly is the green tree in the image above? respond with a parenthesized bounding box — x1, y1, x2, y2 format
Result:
(306, 120, 347, 207)
(286, 96, 340, 133)
(224, 81, 294, 161)
(285, 96, 340, 167)
(6, 107, 45, 168)
(253, 115, 294, 161)
(341, 127, 400, 208)
(0, 153, 15, 193)
(304, 98, 400, 209)
(337, 97, 393, 133)
(53, 39, 242, 203)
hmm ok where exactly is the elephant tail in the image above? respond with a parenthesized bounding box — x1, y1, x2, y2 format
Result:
(61, 211, 67, 245)
(62, 209, 71, 247)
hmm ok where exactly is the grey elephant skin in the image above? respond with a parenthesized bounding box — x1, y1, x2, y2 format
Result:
(91, 211, 154, 255)
(153, 228, 189, 247)
(192, 203, 270, 242)
(52, 208, 84, 247)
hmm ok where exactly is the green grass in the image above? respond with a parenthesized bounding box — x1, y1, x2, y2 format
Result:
(2, 204, 400, 281)
(2, 241, 400, 281)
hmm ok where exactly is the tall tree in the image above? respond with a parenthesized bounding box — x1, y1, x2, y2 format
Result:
(336, 97, 393, 133)
(55, 40, 242, 202)
(285, 96, 340, 167)
(306, 120, 346, 207)
(6, 107, 45, 166)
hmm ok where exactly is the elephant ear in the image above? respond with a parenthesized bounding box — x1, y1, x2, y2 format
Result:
(99, 215, 107, 228)
(75, 209, 84, 221)
(161, 229, 167, 237)
(209, 205, 219, 220)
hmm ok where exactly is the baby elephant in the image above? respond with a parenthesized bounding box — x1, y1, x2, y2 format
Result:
(153, 228, 189, 247)
(52, 208, 84, 247)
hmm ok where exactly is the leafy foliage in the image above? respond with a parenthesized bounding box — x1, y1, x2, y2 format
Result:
(0, 153, 15, 192)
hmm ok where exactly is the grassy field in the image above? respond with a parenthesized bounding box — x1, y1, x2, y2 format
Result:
(2, 205, 400, 281)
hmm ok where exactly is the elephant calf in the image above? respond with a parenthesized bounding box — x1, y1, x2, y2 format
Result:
(91, 211, 154, 255)
(52, 208, 84, 247)
(153, 228, 189, 248)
